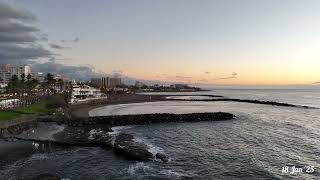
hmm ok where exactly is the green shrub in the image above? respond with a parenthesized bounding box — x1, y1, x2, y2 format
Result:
(46, 95, 67, 109)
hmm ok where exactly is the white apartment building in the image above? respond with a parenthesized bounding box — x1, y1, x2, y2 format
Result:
(0, 64, 33, 85)
(71, 85, 102, 103)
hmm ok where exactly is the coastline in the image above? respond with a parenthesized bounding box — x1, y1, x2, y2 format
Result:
(68, 94, 168, 118)
(1, 90, 319, 179)
(68, 93, 316, 119)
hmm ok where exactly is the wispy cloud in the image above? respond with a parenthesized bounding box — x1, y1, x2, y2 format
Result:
(211, 72, 238, 80)
(61, 37, 80, 43)
(49, 43, 71, 50)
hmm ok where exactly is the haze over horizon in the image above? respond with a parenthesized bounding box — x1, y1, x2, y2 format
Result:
(1, 0, 320, 85)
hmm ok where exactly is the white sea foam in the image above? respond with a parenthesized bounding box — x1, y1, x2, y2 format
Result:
(108, 126, 133, 136)
(88, 129, 104, 140)
(160, 169, 189, 178)
(133, 137, 164, 155)
(127, 162, 152, 175)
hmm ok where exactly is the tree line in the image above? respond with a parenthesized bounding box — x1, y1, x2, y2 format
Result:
(3, 73, 71, 109)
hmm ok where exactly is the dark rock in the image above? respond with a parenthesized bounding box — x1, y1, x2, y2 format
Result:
(29, 174, 60, 180)
(114, 133, 134, 143)
(52, 126, 113, 147)
(114, 133, 153, 161)
(53, 126, 92, 146)
(87, 112, 235, 127)
(88, 128, 113, 147)
(1, 120, 38, 137)
(156, 153, 169, 162)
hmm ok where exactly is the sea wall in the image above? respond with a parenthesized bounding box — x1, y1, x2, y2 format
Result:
(57, 112, 235, 127)
(1, 112, 235, 137)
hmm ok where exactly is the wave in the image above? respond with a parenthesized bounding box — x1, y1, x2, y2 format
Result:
(127, 162, 152, 175)
(108, 126, 133, 136)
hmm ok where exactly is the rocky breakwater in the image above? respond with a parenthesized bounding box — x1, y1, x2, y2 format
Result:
(4, 113, 235, 163)
(63, 112, 235, 127)
(173, 98, 316, 109)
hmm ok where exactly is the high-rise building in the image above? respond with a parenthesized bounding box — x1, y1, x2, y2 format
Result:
(0, 70, 11, 85)
(91, 77, 122, 89)
(0, 64, 13, 85)
(0, 64, 33, 85)
(8, 64, 32, 77)
(24, 65, 31, 76)
(2, 64, 12, 72)
(109, 77, 121, 88)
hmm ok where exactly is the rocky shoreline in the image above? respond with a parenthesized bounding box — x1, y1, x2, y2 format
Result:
(1, 93, 315, 180)
(1, 112, 235, 164)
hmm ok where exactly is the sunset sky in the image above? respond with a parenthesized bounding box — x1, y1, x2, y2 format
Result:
(2, 0, 320, 85)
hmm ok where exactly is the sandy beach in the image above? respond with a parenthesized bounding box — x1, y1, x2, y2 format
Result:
(68, 94, 167, 118)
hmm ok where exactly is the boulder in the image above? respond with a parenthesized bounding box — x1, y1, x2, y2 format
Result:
(156, 153, 169, 162)
(53, 126, 112, 147)
(114, 133, 153, 161)
(88, 128, 113, 147)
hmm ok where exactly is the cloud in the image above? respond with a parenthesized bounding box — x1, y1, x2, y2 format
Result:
(0, 1, 53, 63)
(205, 71, 211, 74)
(111, 69, 124, 78)
(313, 81, 320, 84)
(31, 61, 149, 84)
(0, 2, 99, 81)
(0, 2, 105, 82)
(61, 37, 80, 43)
(0, 44, 52, 64)
(0, 31, 38, 43)
(49, 43, 71, 50)
(0, 21, 39, 33)
(0, 1, 36, 21)
(31, 61, 107, 80)
(211, 72, 238, 80)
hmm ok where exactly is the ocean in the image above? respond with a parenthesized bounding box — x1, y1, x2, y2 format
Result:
(1, 88, 320, 179)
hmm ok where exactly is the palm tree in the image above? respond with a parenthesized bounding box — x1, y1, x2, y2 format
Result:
(44, 73, 56, 95)
(57, 79, 64, 92)
(6, 75, 19, 94)
(25, 74, 35, 105)
(26, 74, 32, 82)
(20, 73, 26, 106)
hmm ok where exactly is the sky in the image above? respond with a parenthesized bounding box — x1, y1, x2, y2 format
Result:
(1, 0, 320, 85)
